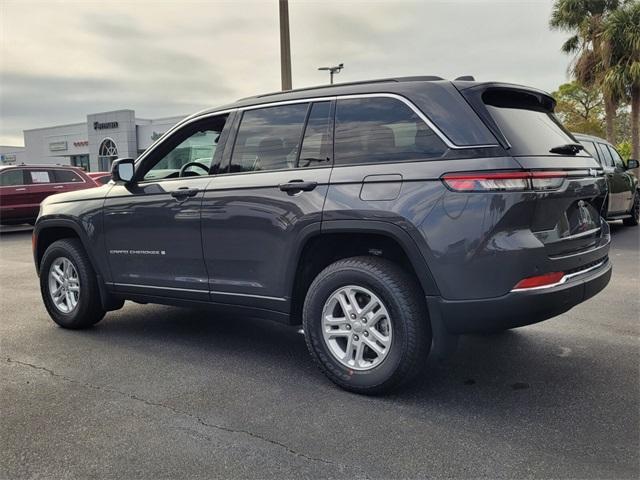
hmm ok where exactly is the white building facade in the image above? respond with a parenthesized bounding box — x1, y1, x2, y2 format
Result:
(2, 109, 185, 172)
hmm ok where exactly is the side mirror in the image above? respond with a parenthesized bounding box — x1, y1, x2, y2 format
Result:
(111, 158, 135, 183)
(626, 159, 639, 170)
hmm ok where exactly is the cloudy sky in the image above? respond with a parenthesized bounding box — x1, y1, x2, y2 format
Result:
(0, 0, 572, 145)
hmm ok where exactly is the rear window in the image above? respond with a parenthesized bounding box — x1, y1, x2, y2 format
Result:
(483, 90, 588, 157)
(230, 103, 309, 173)
(334, 97, 447, 166)
(28, 170, 52, 183)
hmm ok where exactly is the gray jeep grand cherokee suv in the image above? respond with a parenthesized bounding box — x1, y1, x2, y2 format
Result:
(33, 77, 611, 393)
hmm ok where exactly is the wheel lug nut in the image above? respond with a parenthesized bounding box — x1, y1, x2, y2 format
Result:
(345, 324, 351, 330)
(350, 314, 356, 319)
(363, 331, 369, 337)
(362, 318, 367, 323)
(353, 335, 359, 341)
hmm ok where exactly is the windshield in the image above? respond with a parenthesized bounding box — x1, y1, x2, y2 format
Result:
(483, 90, 589, 157)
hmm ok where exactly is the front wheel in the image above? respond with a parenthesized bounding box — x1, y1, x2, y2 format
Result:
(40, 238, 106, 329)
(302, 256, 431, 394)
(623, 191, 639, 226)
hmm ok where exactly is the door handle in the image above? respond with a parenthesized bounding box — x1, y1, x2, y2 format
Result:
(171, 187, 199, 199)
(15, 188, 26, 191)
(53, 185, 64, 189)
(279, 180, 318, 194)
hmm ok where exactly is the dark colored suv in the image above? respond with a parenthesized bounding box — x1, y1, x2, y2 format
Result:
(33, 77, 612, 393)
(573, 133, 639, 226)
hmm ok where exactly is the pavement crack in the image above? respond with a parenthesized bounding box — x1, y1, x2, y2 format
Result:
(5, 357, 368, 478)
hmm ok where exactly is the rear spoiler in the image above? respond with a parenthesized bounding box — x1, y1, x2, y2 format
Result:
(452, 82, 557, 150)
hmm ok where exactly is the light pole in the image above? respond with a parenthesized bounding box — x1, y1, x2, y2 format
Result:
(279, 0, 292, 91)
(318, 63, 344, 84)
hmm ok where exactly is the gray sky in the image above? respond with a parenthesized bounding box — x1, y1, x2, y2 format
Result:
(0, 0, 571, 146)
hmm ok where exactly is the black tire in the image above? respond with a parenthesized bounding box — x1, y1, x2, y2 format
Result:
(623, 191, 639, 226)
(40, 238, 106, 329)
(303, 256, 431, 394)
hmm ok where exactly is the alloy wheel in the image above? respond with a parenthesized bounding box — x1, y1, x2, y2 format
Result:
(321, 285, 393, 370)
(48, 257, 80, 313)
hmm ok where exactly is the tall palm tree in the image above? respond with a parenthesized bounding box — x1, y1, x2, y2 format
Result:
(550, 0, 621, 143)
(603, 1, 640, 161)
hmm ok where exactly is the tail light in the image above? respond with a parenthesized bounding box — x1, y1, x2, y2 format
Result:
(442, 171, 567, 192)
(512, 271, 565, 291)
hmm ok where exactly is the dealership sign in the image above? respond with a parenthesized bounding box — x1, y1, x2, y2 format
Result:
(73, 140, 89, 147)
(1, 154, 17, 164)
(49, 141, 68, 152)
(93, 121, 119, 130)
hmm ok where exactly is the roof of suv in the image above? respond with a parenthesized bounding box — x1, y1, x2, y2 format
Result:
(193, 76, 553, 116)
(0, 164, 85, 170)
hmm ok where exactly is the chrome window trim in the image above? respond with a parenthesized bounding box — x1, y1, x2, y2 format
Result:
(135, 93, 499, 168)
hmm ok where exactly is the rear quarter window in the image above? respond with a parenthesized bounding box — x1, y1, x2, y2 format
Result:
(0, 169, 25, 186)
(580, 141, 600, 163)
(334, 97, 447, 166)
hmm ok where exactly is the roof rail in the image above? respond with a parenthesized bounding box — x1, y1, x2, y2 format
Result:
(237, 75, 445, 102)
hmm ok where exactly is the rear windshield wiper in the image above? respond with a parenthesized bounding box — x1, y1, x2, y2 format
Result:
(549, 143, 584, 155)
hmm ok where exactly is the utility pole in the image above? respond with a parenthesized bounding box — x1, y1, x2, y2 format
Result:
(279, 0, 292, 91)
(318, 63, 344, 85)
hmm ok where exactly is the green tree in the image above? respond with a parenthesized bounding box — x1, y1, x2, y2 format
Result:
(550, 0, 621, 142)
(552, 81, 606, 136)
(603, 0, 640, 160)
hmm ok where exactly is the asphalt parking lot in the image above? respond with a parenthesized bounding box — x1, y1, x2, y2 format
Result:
(1, 224, 638, 479)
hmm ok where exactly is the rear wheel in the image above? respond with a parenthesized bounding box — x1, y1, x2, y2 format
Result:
(623, 191, 639, 226)
(40, 238, 105, 329)
(303, 256, 430, 394)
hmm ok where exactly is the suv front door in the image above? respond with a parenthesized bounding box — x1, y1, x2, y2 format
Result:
(103, 114, 231, 299)
(201, 101, 334, 313)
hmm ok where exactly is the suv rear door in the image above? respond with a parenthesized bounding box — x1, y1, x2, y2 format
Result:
(463, 86, 607, 258)
(24, 168, 57, 210)
(201, 101, 333, 314)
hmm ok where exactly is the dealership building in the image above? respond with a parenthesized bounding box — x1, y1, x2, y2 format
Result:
(0, 109, 185, 172)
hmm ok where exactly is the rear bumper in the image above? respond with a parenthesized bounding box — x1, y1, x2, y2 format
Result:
(428, 258, 612, 334)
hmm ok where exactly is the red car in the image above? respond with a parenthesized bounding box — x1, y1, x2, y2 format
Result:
(87, 171, 112, 185)
(0, 165, 98, 225)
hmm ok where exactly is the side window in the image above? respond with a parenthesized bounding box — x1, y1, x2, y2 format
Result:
(334, 97, 447, 166)
(607, 146, 625, 168)
(142, 115, 228, 181)
(298, 102, 332, 168)
(28, 170, 52, 184)
(581, 141, 600, 163)
(598, 143, 614, 167)
(53, 169, 84, 183)
(230, 103, 308, 173)
(0, 169, 25, 186)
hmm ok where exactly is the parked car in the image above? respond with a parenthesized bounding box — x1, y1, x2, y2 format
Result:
(573, 133, 639, 226)
(87, 172, 112, 186)
(0, 164, 97, 225)
(33, 77, 611, 393)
